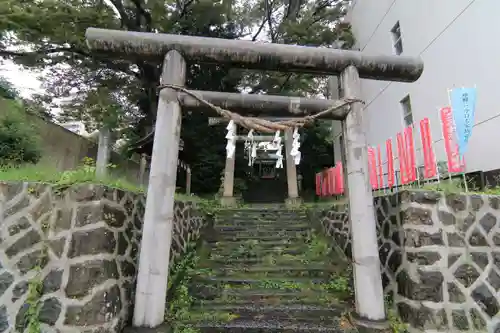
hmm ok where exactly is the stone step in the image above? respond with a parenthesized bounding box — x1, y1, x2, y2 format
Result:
(216, 208, 305, 214)
(207, 256, 328, 266)
(202, 265, 336, 279)
(196, 295, 338, 307)
(210, 246, 308, 257)
(215, 224, 311, 233)
(215, 214, 308, 221)
(210, 238, 308, 248)
(215, 213, 307, 221)
(214, 230, 311, 240)
(210, 233, 308, 242)
(191, 277, 330, 291)
(190, 304, 346, 325)
(193, 286, 350, 306)
(214, 218, 310, 229)
(193, 320, 348, 333)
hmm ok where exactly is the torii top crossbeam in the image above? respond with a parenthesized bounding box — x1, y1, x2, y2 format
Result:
(85, 28, 423, 82)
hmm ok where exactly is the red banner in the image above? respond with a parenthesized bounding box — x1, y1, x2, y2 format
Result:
(315, 173, 321, 196)
(386, 139, 395, 187)
(336, 161, 344, 194)
(396, 133, 408, 184)
(377, 145, 384, 189)
(321, 171, 329, 196)
(328, 167, 336, 195)
(419, 118, 437, 178)
(367, 147, 378, 189)
(440, 107, 463, 173)
(404, 126, 417, 182)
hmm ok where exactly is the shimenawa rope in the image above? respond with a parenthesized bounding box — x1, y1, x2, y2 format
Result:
(158, 84, 364, 133)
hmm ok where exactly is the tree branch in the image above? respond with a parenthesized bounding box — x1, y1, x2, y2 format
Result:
(279, 73, 293, 92)
(284, 0, 304, 21)
(0, 47, 140, 80)
(264, 0, 276, 42)
(252, 18, 268, 41)
(129, 0, 152, 31)
(178, 0, 196, 19)
(108, 0, 133, 29)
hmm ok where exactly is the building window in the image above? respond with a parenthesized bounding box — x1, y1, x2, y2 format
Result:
(391, 21, 403, 55)
(400, 95, 413, 126)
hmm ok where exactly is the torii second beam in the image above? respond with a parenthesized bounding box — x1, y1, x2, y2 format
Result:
(177, 90, 348, 119)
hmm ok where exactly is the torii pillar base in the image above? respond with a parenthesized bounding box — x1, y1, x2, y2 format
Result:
(351, 314, 391, 333)
(285, 197, 303, 208)
(220, 196, 238, 207)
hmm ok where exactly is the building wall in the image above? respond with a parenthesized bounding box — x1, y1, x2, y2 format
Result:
(28, 114, 145, 185)
(347, 0, 499, 173)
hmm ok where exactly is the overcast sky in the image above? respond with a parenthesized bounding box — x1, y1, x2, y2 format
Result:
(0, 60, 42, 98)
(0, 0, 285, 99)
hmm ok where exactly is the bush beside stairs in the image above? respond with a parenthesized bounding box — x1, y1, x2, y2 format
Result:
(171, 207, 357, 333)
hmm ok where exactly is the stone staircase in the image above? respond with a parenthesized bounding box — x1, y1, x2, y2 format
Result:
(183, 207, 356, 333)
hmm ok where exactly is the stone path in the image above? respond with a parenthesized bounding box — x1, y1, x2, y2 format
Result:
(179, 207, 357, 333)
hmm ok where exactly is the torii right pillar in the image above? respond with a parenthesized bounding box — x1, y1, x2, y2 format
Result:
(284, 128, 301, 207)
(340, 65, 387, 331)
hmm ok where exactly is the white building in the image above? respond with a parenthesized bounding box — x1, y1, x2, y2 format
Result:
(333, 0, 500, 177)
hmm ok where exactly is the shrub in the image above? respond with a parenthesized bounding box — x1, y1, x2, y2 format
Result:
(0, 98, 42, 165)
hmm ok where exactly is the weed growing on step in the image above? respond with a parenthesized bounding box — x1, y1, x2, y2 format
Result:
(322, 270, 351, 294)
(194, 199, 222, 216)
(258, 279, 302, 290)
(166, 243, 201, 333)
(166, 244, 238, 333)
(301, 233, 330, 263)
(230, 239, 259, 259)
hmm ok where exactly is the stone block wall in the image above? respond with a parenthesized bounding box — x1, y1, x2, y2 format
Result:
(0, 182, 206, 333)
(318, 190, 500, 332)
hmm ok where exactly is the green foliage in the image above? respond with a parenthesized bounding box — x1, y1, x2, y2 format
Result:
(0, 76, 19, 99)
(299, 121, 335, 193)
(0, 157, 215, 204)
(166, 249, 198, 330)
(24, 270, 43, 333)
(0, 98, 42, 165)
(166, 243, 237, 333)
(0, 157, 144, 192)
(385, 296, 409, 333)
(22, 245, 49, 333)
(1, 0, 354, 196)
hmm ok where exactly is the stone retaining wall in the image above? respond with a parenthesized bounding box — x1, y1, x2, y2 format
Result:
(318, 190, 500, 332)
(0, 182, 206, 333)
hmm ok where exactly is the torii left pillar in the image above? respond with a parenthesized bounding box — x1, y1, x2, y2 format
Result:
(133, 50, 185, 327)
(220, 122, 237, 207)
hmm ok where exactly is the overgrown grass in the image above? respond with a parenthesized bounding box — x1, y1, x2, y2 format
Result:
(0, 161, 214, 204)
(402, 178, 500, 196)
(0, 162, 145, 193)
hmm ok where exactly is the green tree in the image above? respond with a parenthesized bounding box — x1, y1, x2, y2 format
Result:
(0, 0, 353, 194)
(0, 95, 42, 165)
(0, 76, 18, 99)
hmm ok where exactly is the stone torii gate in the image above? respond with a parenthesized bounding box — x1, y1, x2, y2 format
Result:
(85, 28, 423, 330)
